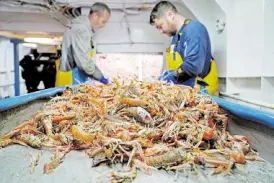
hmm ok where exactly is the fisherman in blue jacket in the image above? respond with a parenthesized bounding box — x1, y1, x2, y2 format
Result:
(150, 1, 219, 96)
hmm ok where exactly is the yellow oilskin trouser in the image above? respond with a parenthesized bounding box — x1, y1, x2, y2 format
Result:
(166, 50, 219, 96)
(55, 50, 94, 87)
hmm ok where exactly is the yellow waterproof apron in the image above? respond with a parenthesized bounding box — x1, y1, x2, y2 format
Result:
(166, 20, 219, 96)
(55, 44, 95, 87)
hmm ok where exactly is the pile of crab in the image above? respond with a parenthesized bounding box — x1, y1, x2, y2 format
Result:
(0, 79, 262, 182)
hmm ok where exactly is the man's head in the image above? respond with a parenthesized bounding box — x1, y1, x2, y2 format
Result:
(89, 2, 111, 32)
(150, 1, 178, 37)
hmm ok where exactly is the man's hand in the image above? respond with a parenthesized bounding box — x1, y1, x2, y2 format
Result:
(99, 76, 113, 84)
(158, 70, 169, 81)
(158, 70, 177, 83)
(173, 67, 192, 83)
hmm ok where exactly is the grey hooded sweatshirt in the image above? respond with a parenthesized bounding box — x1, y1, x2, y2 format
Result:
(60, 15, 103, 80)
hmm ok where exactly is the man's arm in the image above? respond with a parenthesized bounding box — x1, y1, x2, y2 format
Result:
(181, 37, 206, 77)
(71, 27, 103, 80)
(173, 36, 206, 83)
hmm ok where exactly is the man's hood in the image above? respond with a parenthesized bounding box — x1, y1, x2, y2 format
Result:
(70, 15, 94, 33)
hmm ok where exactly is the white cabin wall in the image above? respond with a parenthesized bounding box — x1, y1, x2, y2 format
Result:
(215, 0, 274, 105)
(262, 0, 274, 77)
(262, 0, 274, 101)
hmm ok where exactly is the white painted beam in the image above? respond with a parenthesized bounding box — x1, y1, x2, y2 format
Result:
(0, 12, 66, 33)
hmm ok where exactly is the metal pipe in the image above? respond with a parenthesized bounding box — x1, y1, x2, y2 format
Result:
(42, 9, 69, 27)
(122, 3, 133, 46)
(1, 0, 68, 27)
(220, 92, 274, 110)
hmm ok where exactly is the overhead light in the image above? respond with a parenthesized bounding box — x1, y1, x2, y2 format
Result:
(22, 43, 38, 48)
(24, 37, 61, 45)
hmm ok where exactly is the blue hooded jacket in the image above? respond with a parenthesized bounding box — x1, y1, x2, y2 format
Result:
(171, 20, 212, 78)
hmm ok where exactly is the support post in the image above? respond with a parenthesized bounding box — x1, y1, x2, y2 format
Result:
(11, 39, 21, 96)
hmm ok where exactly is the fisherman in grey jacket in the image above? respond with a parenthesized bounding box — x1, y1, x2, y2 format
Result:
(60, 2, 111, 84)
